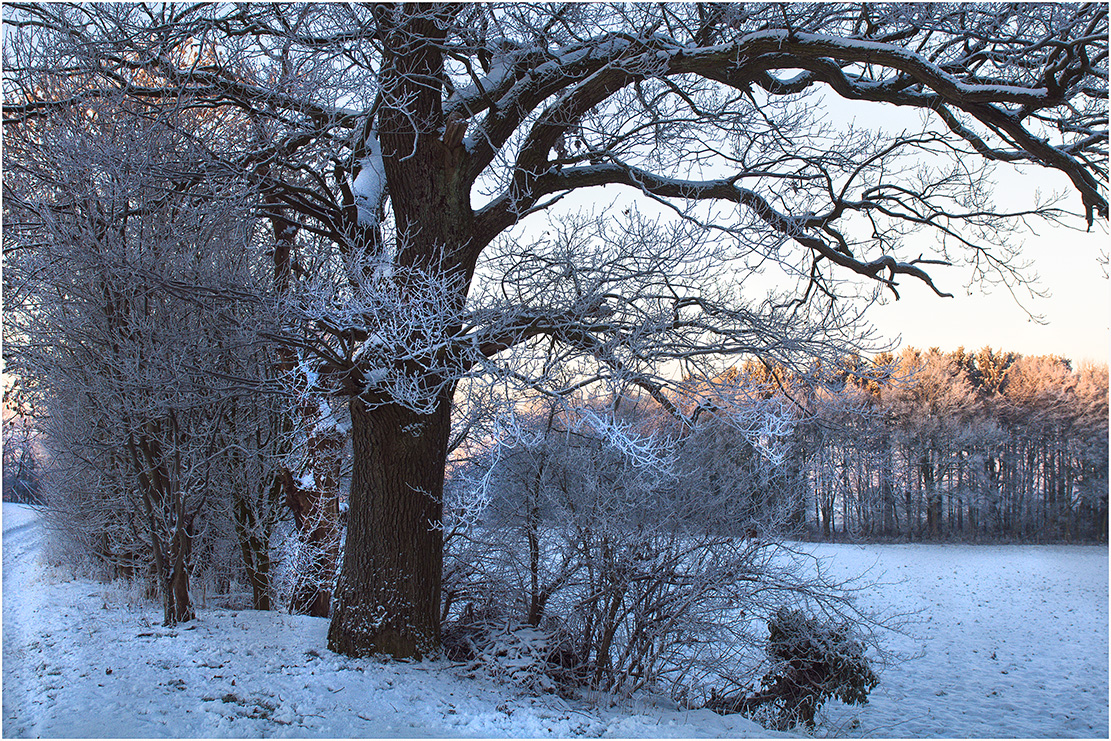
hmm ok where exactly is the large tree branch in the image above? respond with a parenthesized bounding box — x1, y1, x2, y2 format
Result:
(478, 163, 955, 298)
(710, 55, 1107, 225)
(468, 19, 1103, 246)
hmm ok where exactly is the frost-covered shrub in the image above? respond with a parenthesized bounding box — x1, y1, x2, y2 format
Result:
(444, 403, 695, 693)
(444, 397, 878, 706)
(99, 576, 152, 611)
(445, 621, 563, 693)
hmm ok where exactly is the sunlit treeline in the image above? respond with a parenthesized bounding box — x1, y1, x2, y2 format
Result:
(733, 347, 1108, 543)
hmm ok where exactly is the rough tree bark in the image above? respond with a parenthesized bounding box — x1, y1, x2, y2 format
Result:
(328, 395, 452, 657)
(324, 6, 476, 657)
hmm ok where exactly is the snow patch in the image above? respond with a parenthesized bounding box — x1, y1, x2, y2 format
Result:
(351, 333, 385, 365)
(351, 131, 386, 227)
(363, 367, 390, 388)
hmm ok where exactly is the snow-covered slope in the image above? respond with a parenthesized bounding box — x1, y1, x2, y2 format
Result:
(1, 504, 777, 738)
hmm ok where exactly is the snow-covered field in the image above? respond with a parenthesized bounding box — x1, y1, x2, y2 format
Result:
(3, 503, 1107, 738)
(810, 541, 1108, 738)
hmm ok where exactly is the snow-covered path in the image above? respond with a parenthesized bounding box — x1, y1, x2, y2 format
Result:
(1, 504, 776, 738)
(2, 503, 45, 736)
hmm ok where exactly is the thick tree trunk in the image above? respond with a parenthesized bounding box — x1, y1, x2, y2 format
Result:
(325, 7, 475, 658)
(327, 394, 451, 658)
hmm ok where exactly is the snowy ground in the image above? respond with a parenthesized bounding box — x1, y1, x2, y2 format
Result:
(3, 503, 1107, 738)
(1, 504, 776, 738)
(809, 541, 1108, 738)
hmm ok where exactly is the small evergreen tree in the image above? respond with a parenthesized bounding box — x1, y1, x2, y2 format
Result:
(758, 608, 879, 729)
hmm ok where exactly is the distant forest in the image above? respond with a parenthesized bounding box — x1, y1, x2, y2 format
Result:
(5, 343, 1106, 545)
(734, 346, 1108, 543)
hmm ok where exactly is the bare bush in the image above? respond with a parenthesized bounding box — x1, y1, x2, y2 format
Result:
(444, 391, 884, 704)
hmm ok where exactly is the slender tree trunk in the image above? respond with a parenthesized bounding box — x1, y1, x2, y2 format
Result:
(526, 406, 558, 626)
(967, 463, 978, 539)
(526, 483, 544, 627)
(904, 461, 914, 539)
(327, 394, 451, 658)
(262, 177, 346, 617)
(923, 452, 941, 539)
(233, 487, 274, 611)
(881, 459, 895, 536)
(840, 463, 851, 538)
(284, 423, 344, 617)
(246, 542, 273, 611)
(129, 429, 195, 626)
(169, 519, 195, 624)
(817, 482, 826, 539)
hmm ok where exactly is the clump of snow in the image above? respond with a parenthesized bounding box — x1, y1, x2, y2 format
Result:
(296, 471, 316, 492)
(351, 333, 385, 365)
(363, 367, 391, 389)
(450, 55, 513, 108)
(351, 131, 386, 227)
(295, 359, 319, 392)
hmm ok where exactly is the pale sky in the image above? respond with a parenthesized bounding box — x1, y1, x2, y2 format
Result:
(867, 220, 1109, 365)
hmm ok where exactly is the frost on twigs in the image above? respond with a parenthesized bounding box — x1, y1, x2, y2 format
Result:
(443, 389, 883, 704)
(442, 609, 578, 695)
(293, 251, 470, 415)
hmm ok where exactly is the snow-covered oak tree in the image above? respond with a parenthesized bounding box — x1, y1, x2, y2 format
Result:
(4, 3, 1106, 658)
